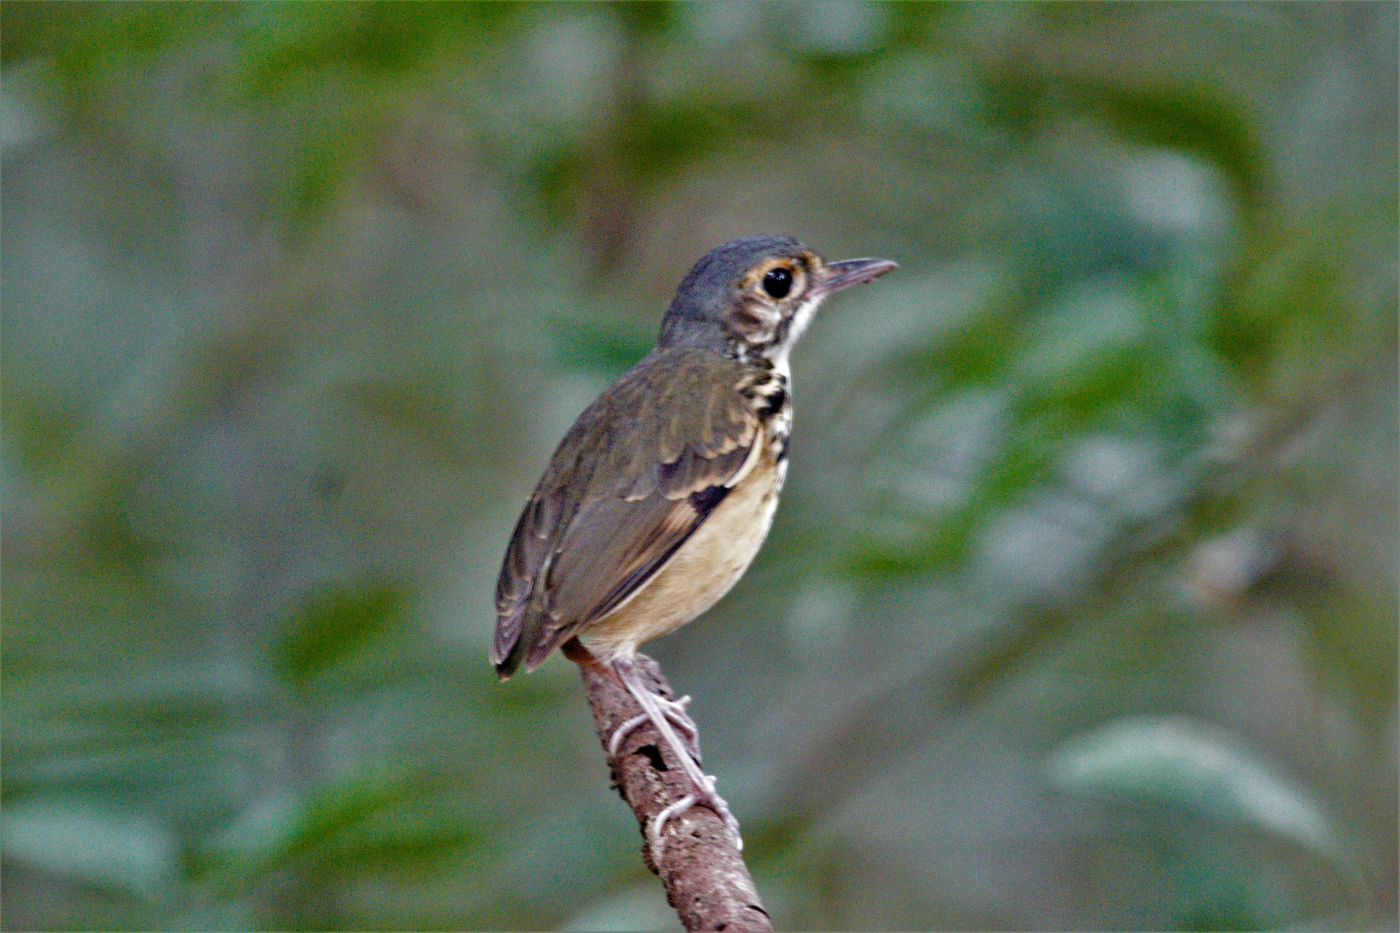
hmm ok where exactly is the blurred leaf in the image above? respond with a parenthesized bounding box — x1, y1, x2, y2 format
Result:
(38, 5, 231, 92)
(340, 377, 472, 464)
(1219, 223, 1387, 400)
(0, 387, 84, 476)
(1046, 715, 1345, 863)
(3, 798, 177, 898)
(198, 764, 482, 893)
(271, 579, 410, 689)
(1080, 83, 1271, 230)
(544, 309, 654, 376)
(1011, 279, 1147, 392)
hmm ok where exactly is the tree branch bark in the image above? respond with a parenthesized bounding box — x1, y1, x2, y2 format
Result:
(572, 651, 773, 933)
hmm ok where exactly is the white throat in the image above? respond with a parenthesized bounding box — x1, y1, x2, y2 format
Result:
(765, 294, 822, 375)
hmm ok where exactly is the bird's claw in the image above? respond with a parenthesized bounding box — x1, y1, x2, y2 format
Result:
(646, 777, 744, 861)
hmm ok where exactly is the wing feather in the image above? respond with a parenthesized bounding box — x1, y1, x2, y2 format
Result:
(492, 348, 769, 675)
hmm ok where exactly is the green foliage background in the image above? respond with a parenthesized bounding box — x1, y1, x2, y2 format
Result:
(3, 3, 1395, 930)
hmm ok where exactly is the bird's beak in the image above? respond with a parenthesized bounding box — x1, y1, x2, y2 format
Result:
(818, 256, 899, 295)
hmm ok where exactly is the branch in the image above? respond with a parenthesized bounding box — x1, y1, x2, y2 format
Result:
(572, 651, 773, 933)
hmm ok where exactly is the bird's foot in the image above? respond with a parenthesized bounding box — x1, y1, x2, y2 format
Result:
(607, 693, 698, 758)
(609, 657, 742, 856)
(646, 775, 744, 861)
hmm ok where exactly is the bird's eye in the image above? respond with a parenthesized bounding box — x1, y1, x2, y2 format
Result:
(761, 267, 793, 299)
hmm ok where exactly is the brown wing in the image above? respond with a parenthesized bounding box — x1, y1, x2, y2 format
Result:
(492, 348, 769, 676)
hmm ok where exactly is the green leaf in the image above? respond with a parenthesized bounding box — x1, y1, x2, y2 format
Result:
(1045, 715, 1344, 862)
(271, 578, 410, 688)
(1078, 82, 1272, 232)
(198, 764, 482, 892)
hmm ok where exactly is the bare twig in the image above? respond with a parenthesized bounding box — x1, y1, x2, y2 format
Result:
(572, 650, 773, 933)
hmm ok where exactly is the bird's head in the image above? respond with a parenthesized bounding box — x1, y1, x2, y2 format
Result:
(658, 235, 897, 371)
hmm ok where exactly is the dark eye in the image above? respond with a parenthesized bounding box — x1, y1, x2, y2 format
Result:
(761, 267, 793, 299)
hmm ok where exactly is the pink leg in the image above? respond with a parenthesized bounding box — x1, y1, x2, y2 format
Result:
(611, 656, 743, 857)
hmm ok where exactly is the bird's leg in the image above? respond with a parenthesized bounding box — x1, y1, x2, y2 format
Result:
(564, 639, 700, 757)
(611, 656, 743, 856)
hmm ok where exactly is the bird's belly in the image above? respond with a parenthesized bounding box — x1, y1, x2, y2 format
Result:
(578, 452, 786, 662)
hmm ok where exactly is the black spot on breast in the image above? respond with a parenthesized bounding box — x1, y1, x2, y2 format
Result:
(759, 382, 787, 418)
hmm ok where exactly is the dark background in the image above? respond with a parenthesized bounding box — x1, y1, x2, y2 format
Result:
(3, 3, 1396, 929)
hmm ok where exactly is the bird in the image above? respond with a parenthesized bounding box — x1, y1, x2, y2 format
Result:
(492, 234, 896, 852)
